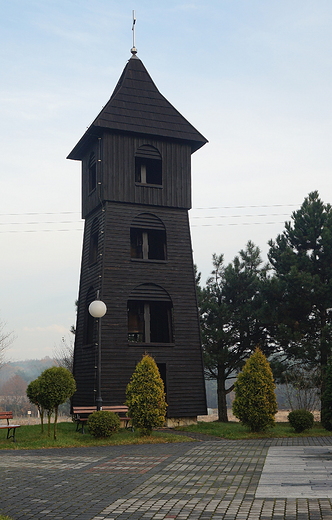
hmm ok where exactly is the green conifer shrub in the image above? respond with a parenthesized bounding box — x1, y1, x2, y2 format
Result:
(321, 358, 332, 431)
(87, 411, 120, 437)
(232, 348, 277, 432)
(126, 354, 167, 436)
(288, 409, 314, 433)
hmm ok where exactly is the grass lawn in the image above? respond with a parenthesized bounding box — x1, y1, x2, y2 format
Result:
(2, 418, 332, 450)
(177, 420, 332, 440)
(0, 421, 194, 450)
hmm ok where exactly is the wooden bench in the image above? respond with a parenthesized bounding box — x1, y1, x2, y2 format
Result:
(72, 406, 132, 433)
(0, 411, 21, 442)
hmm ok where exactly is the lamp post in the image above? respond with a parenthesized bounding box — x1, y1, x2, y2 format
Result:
(88, 295, 107, 411)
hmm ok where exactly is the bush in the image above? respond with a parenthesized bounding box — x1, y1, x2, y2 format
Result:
(27, 367, 76, 439)
(126, 354, 167, 436)
(232, 348, 277, 432)
(87, 411, 120, 438)
(288, 409, 314, 433)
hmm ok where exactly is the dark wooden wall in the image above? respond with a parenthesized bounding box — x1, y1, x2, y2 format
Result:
(73, 201, 207, 417)
(81, 133, 192, 218)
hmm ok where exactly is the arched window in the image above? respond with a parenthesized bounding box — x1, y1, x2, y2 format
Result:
(89, 218, 99, 265)
(130, 213, 166, 261)
(88, 152, 97, 193)
(128, 284, 173, 344)
(84, 287, 96, 345)
(135, 145, 162, 186)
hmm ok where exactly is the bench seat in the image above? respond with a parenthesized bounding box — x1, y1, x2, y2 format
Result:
(0, 411, 20, 442)
(72, 406, 132, 433)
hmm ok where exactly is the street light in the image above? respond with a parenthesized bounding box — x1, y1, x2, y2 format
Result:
(89, 294, 107, 411)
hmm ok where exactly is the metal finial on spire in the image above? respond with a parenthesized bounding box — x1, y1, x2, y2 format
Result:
(131, 10, 137, 55)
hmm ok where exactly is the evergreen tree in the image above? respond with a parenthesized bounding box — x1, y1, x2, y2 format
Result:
(126, 354, 167, 436)
(199, 241, 271, 422)
(232, 348, 277, 432)
(268, 191, 332, 417)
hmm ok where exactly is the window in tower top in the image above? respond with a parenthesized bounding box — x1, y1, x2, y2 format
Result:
(135, 145, 162, 186)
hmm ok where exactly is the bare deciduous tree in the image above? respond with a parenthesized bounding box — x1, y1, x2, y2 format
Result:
(0, 320, 14, 369)
(284, 364, 320, 412)
(53, 336, 74, 373)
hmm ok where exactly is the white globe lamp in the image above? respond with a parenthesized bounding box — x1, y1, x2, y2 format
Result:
(89, 300, 107, 318)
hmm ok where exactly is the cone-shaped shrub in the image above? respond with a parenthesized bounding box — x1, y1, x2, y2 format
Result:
(232, 348, 277, 432)
(126, 354, 167, 436)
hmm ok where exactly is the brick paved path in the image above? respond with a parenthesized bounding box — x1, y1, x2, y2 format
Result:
(2, 437, 332, 519)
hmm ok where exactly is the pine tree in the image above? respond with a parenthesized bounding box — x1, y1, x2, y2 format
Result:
(268, 191, 332, 417)
(125, 354, 167, 436)
(199, 241, 271, 422)
(232, 348, 277, 432)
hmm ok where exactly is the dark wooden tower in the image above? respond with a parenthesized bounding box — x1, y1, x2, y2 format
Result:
(68, 51, 207, 424)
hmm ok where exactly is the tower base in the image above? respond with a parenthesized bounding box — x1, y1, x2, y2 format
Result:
(166, 416, 198, 428)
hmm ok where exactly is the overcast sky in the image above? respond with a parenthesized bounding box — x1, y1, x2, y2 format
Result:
(1, 1, 332, 361)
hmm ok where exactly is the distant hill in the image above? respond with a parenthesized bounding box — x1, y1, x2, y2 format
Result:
(0, 358, 289, 411)
(0, 357, 57, 386)
(205, 379, 288, 411)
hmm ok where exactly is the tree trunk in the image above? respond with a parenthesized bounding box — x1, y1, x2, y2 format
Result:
(320, 322, 329, 422)
(53, 407, 58, 440)
(39, 406, 44, 433)
(217, 373, 228, 422)
(47, 412, 51, 437)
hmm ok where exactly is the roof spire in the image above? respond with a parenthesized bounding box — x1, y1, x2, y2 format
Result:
(131, 10, 137, 56)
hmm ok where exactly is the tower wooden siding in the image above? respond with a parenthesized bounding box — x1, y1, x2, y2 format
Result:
(70, 54, 207, 418)
(81, 134, 192, 219)
(73, 201, 207, 416)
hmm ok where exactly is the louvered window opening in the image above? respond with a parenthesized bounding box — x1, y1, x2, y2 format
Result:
(84, 287, 96, 346)
(88, 153, 97, 193)
(89, 218, 99, 265)
(130, 213, 166, 261)
(135, 145, 162, 186)
(128, 284, 173, 344)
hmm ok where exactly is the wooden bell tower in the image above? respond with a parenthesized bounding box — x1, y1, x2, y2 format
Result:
(68, 50, 207, 424)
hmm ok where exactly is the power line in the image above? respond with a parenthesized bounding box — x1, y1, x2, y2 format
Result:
(191, 213, 290, 219)
(0, 228, 83, 234)
(193, 204, 299, 210)
(0, 215, 288, 225)
(0, 211, 80, 216)
(191, 221, 285, 228)
(0, 221, 82, 226)
(0, 204, 295, 233)
(0, 204, 299, 218)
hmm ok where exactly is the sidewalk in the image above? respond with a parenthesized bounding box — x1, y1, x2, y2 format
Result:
(2, 436, 332, 520)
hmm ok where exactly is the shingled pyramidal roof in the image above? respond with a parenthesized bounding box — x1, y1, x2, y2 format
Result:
(68, 55, 207, 159)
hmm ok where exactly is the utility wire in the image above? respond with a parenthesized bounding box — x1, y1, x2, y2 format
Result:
(193, 204, 299, 210)
(0, 229, 83, 234)
(0, 204, 298, 217)
(0, 211, 80, 216)
(0, 221, 82, 226)
(0, 204, 296, 233)
(191, 221, 285, 227)
(191, 213, 290, 219)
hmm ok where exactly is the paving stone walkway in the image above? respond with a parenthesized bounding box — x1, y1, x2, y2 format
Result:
(2, 436, 332, 519)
